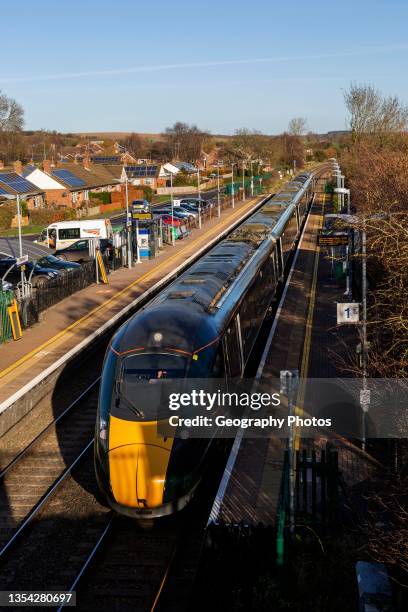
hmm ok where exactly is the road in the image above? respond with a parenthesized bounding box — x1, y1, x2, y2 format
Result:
(110, 188, 219, 226)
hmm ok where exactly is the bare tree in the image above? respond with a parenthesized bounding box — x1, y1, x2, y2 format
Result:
(288, 116, 308, 136)
(163, 122, 208, 162)
(344, 83, 408, 143)
(122, 132, 144, 157)
(0, 91, 24, 132)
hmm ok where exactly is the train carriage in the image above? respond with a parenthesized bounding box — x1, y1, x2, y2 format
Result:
(95, 167, 326, 517)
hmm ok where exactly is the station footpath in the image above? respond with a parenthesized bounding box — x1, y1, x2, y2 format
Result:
(214, 189, 358, 525)
(0, 196, 263, 417)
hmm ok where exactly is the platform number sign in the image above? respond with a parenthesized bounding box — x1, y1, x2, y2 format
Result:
(337, 302, 360, 324)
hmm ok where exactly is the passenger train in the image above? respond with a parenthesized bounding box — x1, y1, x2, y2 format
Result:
(95, 166, 327, 517)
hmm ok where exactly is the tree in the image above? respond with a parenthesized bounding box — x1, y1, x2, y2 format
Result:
(122, 132, 144, 157)
(0, 91, 24, 163)
(279, 133, 304, 168)
(344, 83, 408, 144)
(0, 91, 24, 132)
(163, 122, 208, 161)
(288, 117, 308, 136)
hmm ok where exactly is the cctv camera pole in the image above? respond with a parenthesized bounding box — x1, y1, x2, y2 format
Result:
(170, 172, 175, 246)
(197, 168, 202, 229)
(217, 166, 221, 217)
(125, 176, 132, 268)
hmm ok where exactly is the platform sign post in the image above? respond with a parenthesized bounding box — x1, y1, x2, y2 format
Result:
(337, 302, 360, 324)
(280, 369, 299, 537)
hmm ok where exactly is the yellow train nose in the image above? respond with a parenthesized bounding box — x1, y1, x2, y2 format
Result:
(108, 415, 173, 509)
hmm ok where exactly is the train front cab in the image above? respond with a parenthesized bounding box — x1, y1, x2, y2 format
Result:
(95, 326, 222, 518)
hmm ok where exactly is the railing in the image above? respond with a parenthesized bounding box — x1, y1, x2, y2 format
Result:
(0, 290, 14, 345)
(18, 256, 110, 328)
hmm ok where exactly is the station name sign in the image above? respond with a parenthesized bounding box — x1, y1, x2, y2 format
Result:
(132, 212, 153, 221)
(317, 231, 349, 246)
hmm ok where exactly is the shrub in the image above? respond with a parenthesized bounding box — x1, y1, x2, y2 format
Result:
(0, 207, 13, 230)
(89, 191, 111, 204)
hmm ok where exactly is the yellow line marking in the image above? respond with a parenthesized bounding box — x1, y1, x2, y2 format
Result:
(0, 198, 260, 381)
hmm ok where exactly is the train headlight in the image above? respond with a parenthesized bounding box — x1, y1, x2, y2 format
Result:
(99, 418, 108, 450)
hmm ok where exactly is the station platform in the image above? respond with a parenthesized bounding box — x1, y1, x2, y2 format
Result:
(211, 186, 361, 526)
(0, 195, 264, 433)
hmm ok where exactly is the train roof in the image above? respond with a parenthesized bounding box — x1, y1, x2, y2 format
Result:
(111, 167, 323, 355)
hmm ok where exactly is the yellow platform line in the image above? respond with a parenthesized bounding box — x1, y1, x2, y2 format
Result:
(0, 198, 260, 381)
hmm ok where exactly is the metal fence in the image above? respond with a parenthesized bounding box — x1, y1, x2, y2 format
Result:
(19, 256, 110, 328)
(0, 290, 14, 344)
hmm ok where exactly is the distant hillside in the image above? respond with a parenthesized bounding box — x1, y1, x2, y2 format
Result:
(76, 132, 164, 141)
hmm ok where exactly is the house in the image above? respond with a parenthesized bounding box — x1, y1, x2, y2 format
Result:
(0, 162, 45, 209)
(121, 164, 164, 189)
(23, 159, 122, 208)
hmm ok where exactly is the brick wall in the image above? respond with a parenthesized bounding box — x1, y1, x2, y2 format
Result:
(44, 189, 72, 207)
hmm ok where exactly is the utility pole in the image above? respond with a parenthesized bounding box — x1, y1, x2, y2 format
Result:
(125, 176, 132, 268)
(217, 166, 221, 217)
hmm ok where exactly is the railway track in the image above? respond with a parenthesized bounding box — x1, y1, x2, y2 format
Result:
(0, 380, 100, 557)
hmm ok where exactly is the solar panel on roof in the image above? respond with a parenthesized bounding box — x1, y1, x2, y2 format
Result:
(0, 185, 8, 195)
(0, 172, 37, 194)
(125, 165, 158, 178)
(51, 169, 86, 187)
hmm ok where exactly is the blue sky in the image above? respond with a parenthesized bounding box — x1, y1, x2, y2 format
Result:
(2, 0, 408, 134)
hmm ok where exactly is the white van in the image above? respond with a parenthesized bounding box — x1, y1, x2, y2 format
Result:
(36, 219, 113, 250)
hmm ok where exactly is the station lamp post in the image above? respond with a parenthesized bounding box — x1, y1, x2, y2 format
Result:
(231, 162, 236, 208)
(170, 171, 175, 246)
(217, 166, 221, 217)
(250, 160, 256, 197)
(125, 175, 132, 268)
(16, 194, 26, 296)
(197, 167, 202, 229)
(242, 160, 246, 201)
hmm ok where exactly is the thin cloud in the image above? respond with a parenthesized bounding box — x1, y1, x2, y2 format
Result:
(2, 43, 408, 83)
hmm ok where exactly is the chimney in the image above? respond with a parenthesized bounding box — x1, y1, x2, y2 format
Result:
(13, 160, 23, 175)
(42, 159, 52, 174)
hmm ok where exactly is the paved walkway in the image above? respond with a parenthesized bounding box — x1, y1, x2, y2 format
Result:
(215, 184, 358, 525)
(0, 196, 263, 407)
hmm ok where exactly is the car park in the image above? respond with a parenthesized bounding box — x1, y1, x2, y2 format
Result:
(36, 255, 82, 273)
(54, 238, 113, 263)
(0, 258, 61, 288)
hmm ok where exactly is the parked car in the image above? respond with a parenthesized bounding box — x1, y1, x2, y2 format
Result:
(131, 199, 150, 212)
(0, 258, 60, 288)
(54, 238, 113, 263)
(36, 255, 82, 273)
(174, 197, 209, 209)
(153, 207, 193, 220)
(152, 214, 183, 227)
